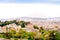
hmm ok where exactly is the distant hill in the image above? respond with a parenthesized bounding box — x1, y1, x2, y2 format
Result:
(0, 17, 60, 22)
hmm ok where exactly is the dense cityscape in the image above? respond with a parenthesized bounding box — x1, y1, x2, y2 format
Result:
(0, 18, 60, 40)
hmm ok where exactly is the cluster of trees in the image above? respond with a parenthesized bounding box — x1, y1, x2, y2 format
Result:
(0, 20, 16, 26)
(0, 27, 60, 40)
(33, 26, 60, 40)
(0, 20, 30, 28)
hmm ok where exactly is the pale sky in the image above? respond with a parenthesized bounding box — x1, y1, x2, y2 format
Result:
(0, 3, 60, 19)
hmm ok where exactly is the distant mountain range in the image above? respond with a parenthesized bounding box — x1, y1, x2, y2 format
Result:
(0, 17, 60, 22)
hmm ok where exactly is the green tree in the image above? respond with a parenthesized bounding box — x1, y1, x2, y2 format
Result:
(33, 25, 39, 29)
(49, 31, 60, 40)
(9, 29, 16, 38)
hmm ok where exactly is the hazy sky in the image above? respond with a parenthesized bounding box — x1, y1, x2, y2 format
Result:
(0, 0, 60, 19)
